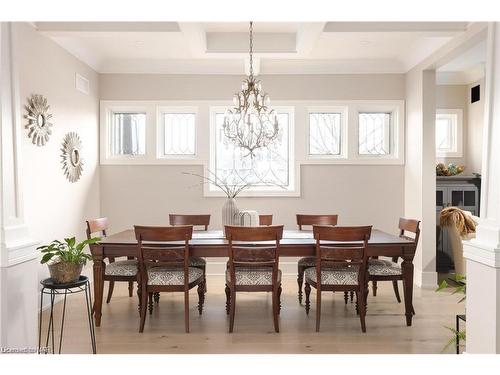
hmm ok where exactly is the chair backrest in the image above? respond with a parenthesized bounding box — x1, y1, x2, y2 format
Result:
(259, 214, 273, 226)
(398, 218, 421, 245)
(313, 225, 372, 286)
(134, 225, 193, 276)
(224, 225, 284, 286)
(296, 214, 338, 230)
(169, 214, 211, 231)
(86, 217, 108, 239)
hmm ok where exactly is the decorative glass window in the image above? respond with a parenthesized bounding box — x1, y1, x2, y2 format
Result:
(162, 112, 196, 156)
(358, 112, 391, 155)
(308, 112, 342, 155)
(211, 109, 293, 194)
(436, 109, 463, 157)
(110, 112, 146, 156)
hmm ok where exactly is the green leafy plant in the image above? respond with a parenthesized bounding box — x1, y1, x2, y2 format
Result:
(38, 237, 100, 265)
(436, 274, 466, 352)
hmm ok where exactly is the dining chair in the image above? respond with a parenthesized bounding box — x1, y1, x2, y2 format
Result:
(86, 217, 138, 304)
(224, 225, 284, 333)
(369, 218, 420, 311)
(304, 225, 372, 332)
(134, 225, 205, 333)
(259, 214, 273, 225)
(296, 214, 339, 304)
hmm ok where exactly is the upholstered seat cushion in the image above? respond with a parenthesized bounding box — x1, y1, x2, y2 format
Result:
(225, 268, 282, 286)
(298, 256, 316, 267)
(189, 256, 206, 267)
(105, 260, 138, 276)
(368, 258, 402, 276)
(304, 266, 359, 285)
(147, 266, 203, 286)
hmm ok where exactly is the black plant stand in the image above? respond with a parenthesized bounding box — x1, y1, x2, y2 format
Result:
(38, 276, 96, 354)
(456, 314, 466, 354)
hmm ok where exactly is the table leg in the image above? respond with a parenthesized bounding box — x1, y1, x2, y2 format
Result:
(401, 255, 414, 326)
(92, 252, 105, 327)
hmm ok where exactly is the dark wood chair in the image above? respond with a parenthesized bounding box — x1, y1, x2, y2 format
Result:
(86, 218, 137, 304)
(224, 225, 284, 333)
(134, 225, 205, 333)
(259, 215, 273, 225)
(305, 225, 372, 332)
(369, 218, 420, 311)
(296, 214, 339, 304)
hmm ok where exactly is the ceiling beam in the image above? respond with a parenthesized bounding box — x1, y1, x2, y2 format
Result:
(35, 22, 180, 33)
(323, 22, 468, 34)
(295, 22, 326, 56)
(206, 32, 296, 54)
(178, 22, 207, 57)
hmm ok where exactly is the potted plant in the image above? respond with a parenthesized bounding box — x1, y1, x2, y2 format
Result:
(38, 237, 100, 284)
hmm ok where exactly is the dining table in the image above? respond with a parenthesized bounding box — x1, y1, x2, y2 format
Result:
(91, 229, 417, 328)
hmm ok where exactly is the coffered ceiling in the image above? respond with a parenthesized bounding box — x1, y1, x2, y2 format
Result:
(34, 21, 470, 74)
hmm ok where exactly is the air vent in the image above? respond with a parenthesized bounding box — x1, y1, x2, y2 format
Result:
(75, 73, 89, 95)
(471, 85, 480, 103)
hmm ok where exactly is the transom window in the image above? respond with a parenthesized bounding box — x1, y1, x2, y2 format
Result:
(358, 112, 391, 156)
(308, 112, 342, 156)
(210, 108, 294, 194)
(110, 112, 146, 156)
(161, 112, 196, 156)
(436, 109, 463, 157)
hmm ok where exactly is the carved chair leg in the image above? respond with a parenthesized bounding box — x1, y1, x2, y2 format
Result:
(278, 285, 282, 315)
(184, 290, 190, 333)
(316, 289, 322, 332)
(225, 284, 231, 315)
(128, 281, 134, 297)
(392, 280, 402, 303)
(359, 289, 367, 333)
(137, 282, 142, 314)
(372, 281, 378, 296)
(139, 286, 147, 333)
(148, 293, 154, 315)
(106, 281, 115, 304)
(344, 291, 348, 305)
(229, 290, 236, 333)
(272, 288, 280, 333)
(305, 282, 311, 315)
(355, 292, 359, 315)
(154, 292, 160, 304)
(203, 266, 207, 293)
(197, 282, 205, 315)
(350, 291, 354, 303)
(297, 265, 305, 304)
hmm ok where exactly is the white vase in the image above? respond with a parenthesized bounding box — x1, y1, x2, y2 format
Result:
(222, 198, 239, 227)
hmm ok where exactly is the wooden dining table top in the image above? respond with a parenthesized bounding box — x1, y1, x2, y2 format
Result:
(98, 228, 414, 247)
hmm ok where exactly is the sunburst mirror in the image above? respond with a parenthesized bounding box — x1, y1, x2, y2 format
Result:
(61, 132, 83, 183)
(24, 94, 53, 146)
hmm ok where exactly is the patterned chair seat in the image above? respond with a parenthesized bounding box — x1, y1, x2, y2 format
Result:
(189, 256, 206, 267)
(298, 256, 316, 267)
(304, 265, 359, 285)
(104, 259, 138, 276)
(226, 268, 282, 286)
(368, 258, 402, 276)
(147, 266, 204, 286)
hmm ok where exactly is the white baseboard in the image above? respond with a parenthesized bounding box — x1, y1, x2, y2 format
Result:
(414, 269, 438, 289)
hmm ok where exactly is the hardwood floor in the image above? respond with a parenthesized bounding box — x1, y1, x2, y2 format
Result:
(41, 275, 462, 354)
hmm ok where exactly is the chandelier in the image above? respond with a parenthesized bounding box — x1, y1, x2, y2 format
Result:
(223, 21, 279, 157)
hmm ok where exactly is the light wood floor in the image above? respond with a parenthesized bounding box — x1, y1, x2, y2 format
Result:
(41, 276, 462, 354)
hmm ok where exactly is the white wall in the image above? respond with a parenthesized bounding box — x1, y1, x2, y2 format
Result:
(14, 23, 101, 281)
(467, 78, 485, 174)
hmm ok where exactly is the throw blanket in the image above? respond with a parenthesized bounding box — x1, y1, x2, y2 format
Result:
(440, 207, 477, 238)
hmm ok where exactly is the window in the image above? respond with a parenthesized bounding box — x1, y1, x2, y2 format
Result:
(436, 109, 463, 157)
(210, 107, 295, 195)
(110, 112, 146, 156)
(160, 111, 196, 156)
(308, 112, 342, 156)
(358, 112, 391, 155)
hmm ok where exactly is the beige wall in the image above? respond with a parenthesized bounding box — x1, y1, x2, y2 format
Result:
(13, 23, 100, 280)
(467, 79, 485, 174)
(99, 73, 406, 273)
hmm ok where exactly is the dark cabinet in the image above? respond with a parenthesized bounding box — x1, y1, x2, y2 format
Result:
(436, 175, 481, 272)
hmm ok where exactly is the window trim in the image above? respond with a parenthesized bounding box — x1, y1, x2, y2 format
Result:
(435, 108, 463, 158)
(206, 106, 299, 197)
(306, 106, 348, 160)
(156, 106, 198, 160)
